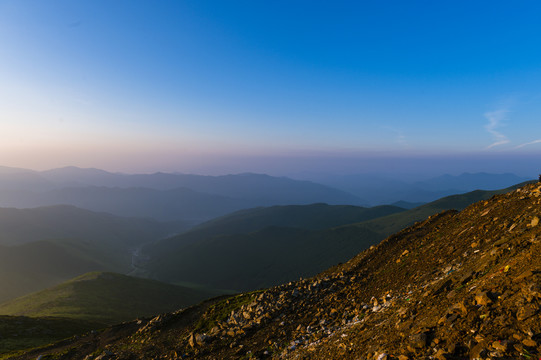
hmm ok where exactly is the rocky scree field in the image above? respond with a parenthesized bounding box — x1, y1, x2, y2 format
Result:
(11, 183, 541, 360)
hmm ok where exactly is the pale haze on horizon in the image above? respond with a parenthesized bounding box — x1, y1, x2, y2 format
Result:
(1, 1, 541, 178)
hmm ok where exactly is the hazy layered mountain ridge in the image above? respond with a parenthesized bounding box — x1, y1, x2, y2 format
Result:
(0, 166, 530, 219)
(310, 172, 530, 205)
(0, 166, 365, 221)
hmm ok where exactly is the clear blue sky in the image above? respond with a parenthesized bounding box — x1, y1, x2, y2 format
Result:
(1, 0, 540, 176)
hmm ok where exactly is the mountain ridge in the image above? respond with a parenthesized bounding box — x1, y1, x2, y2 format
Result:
(0, 166, 365, 221)
(313, 172, 531, 205)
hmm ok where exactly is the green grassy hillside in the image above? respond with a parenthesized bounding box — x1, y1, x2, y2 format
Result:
(0, 272, 223, 325)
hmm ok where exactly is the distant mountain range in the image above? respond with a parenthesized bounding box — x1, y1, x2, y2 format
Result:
(0, 166, 530, 218)
(309, 172, 531, 205)
(0, 166, 364, 221)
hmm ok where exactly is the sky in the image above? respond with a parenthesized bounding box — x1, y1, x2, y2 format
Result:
(1, 0, 541, 177)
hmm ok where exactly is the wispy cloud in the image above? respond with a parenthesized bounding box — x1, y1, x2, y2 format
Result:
(484, 110, 510, 149)
(515, 139, 541, 149)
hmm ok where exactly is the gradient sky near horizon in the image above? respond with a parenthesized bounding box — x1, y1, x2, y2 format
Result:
(1, 1, 541, 177)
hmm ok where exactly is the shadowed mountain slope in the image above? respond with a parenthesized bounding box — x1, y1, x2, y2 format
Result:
(14, 182, 541, 359)
(142, 204, 404, 290)
(146, 203, 404, 253)
(0, 205, 188, 246)
(146, 225, 383, 292)
(142, 185, 530, 292)
(188, 203, 404, 235)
